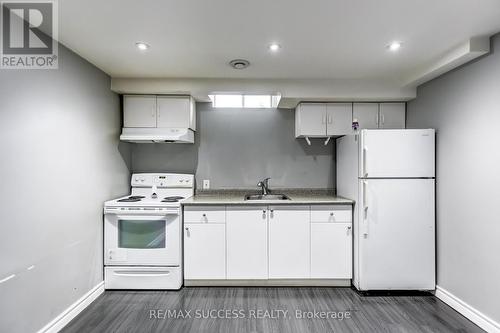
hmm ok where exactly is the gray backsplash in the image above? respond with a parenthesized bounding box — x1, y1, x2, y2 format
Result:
(131, 102, 335, 190)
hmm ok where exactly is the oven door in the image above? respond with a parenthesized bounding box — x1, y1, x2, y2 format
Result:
(104, 213, 180, 266)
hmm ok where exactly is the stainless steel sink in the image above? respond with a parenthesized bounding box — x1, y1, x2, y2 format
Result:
(244, 194, 291, 201)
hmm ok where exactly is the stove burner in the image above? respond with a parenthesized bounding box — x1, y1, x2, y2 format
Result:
(161, 196, 185, 203)
(117, 195, 145, 202)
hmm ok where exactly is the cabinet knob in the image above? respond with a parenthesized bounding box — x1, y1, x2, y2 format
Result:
(347, 226, 352, 230)
(330, 212, 334, 216)
(202, 213, 206, 217)
(185, 227, 189, 231)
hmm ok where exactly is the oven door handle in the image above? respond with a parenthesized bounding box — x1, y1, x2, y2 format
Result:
(113, 215, 175, 221)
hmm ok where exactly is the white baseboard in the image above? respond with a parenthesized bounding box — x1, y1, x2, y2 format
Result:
(37, 281, 105, 333)
(435, 286, 500, 333)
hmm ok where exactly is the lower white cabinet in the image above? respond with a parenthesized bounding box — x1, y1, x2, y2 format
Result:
(268, 206, 310, 278)
(311, 223, 352, 278)
(184, 223, 225, 279)
(183, 204, 353, 283)
(226, 206, 268, 279)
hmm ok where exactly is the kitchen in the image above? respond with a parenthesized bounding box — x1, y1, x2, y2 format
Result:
(1, 1, 499, 333)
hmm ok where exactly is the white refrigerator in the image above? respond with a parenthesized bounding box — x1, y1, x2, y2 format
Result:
(336, 129, 435, 291)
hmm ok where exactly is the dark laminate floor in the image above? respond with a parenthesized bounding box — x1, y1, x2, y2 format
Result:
(62, 287, 483, 333)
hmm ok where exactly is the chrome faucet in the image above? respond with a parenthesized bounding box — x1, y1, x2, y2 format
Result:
(257, 178, 271, 195)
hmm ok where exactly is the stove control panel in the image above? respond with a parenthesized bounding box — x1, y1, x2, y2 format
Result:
(131, 173, 194, 188)
(104, 206, 180, 215)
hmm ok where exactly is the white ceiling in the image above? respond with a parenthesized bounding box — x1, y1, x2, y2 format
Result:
(59, 0, 500, 82)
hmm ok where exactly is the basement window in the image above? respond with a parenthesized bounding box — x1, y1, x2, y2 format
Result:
(209, 94, 280, 108)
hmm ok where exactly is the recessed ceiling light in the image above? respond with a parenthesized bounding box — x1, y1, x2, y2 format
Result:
(387, 41, 402, 51)
(269, 43, 281, 52)
(135, 42, 150, 51)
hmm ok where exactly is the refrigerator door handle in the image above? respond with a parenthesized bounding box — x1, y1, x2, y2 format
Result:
(363, 181, 369, 235)
(363, 146, 368, 177)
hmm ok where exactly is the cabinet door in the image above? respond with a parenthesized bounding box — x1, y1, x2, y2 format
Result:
(295, 103, 326, 137)
(311, 222, 352, 278)
(353, 103, 379, 129)
(157, 96, 192, 128)
(184, 224, 225, 279)
(123, 95, 157, 128)
(226, 206, 268, 279)
(268, 206, 310, 279)
(327, 103, 352, 135)
(379, 103, 406, 129)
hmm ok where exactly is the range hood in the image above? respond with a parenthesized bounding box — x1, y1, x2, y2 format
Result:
(120, 128, 194, 143)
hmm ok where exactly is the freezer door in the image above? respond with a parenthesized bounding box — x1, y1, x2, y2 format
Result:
(359, 129, 435, 178)
(358, 179, 435, 290)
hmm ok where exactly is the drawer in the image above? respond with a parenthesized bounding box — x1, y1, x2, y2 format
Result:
(184, 206, 226, 223)
(311, 205, 352, 223)
(105, 266, 182, 290)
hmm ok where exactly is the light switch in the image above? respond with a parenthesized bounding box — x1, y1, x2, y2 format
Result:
(203, 179, 210, 190)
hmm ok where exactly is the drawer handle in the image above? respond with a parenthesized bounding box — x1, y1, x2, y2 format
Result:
(114, 271, 170, 277)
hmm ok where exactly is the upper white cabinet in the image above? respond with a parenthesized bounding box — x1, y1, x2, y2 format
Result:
(268, 206, 310, 279)
(353, 103, 379, 130)
(295, 103, 352, 137)
(157, 96, 196, 130)
(123, 95, 196, 130)
(296, 102, 405, 138)
(123, 95, 157, 128)
(327, 103, 353, 136)
(295, 103, 326, 136)
(226, 206, 268, 279)
(379, 103, 406, 129)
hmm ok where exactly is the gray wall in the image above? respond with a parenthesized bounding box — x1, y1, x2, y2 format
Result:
(132, 103, 335, 190)
(407, 34, 500, 324)
(0, 45, 130, 332)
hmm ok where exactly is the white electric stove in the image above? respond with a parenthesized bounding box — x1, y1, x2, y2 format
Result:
(103, 173, 194, 290)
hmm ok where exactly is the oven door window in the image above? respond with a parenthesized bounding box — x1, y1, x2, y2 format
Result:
(118, 220, 166, 249)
